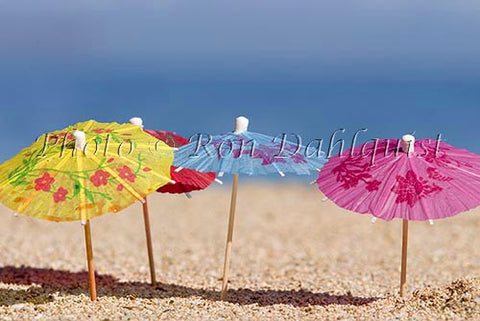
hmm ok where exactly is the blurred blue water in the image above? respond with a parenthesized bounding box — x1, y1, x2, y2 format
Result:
(1, 1, 480, 170)
(1, 65, 479, 165)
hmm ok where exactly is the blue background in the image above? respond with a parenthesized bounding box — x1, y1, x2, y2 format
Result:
(1, 1, 479, 162)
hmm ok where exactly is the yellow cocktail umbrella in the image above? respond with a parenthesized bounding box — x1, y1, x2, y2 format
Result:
(0, 120, 173, 300)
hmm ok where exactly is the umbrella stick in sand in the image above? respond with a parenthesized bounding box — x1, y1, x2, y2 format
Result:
(400, 219, 409, 297)
(139, 184, 182, 286)
(175, 118, 248, 299)
(130, 117, 218, 286)
(398, 136, 413, 298)
(83, 219, 97, 300)
(76, 131, 97, 301)
(142, 197, 157, 286)
(173, 116, 326, 300)
(0, 121, 174, 301)
(219, 117, 247, 300)
(221, 173, 239, 299)
(217, 118, 293, 299)
(129, 117, 160, 286)
(129, 117, 163, 287)
(317, 134, 480, 297)
(139, 179, 218, 287)
(218, 118, 269, 299)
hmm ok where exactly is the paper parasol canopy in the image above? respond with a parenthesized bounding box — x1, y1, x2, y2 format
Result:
(317, 136, 480, 221)
(144, 129, 216, 194)
(173, 116, 326, 299)
(0, 120, 174, 300)
(316, 135, 480, 296)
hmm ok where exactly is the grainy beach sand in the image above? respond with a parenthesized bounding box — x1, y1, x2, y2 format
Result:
(1, 182, 479, 320)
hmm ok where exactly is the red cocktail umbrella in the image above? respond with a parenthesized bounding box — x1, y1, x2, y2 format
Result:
(144, 129, 216, 194)
(129, 118, 216, 286)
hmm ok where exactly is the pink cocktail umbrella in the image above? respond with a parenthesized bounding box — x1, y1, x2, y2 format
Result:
(317, 134, 480, 296)
(129, 118, 216, 286)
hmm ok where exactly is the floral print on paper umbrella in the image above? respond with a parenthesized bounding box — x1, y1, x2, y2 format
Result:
(0, 120, 174, 222)
(211, 137, 307, 165)
(316, 138, 480, 221)
(332, 157, 381, 192)
(391, 170, 442, 207)
(90, 170, 111, 187)
(35, 173, 55, 191)
(53, 187, 68, 203)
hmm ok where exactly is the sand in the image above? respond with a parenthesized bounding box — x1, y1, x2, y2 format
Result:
(1, 182, 480, 320)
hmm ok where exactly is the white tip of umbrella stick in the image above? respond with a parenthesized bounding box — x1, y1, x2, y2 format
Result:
(129, 117, 144, 128)
(169, 180, 177, 184)
(278, 170, 286, 177)
(234, 116, 249, 134)
(429, 220, 434, 225)
(185, 192, 192, 199)
(175, 167, 184, 173)
(214, 178, 223, 185)
(73, 131, 86, 150)
(309, 180, 317, 185)
(401, 134, 415, 154)
(173, 147, 179, 151)
(321, 197, 328, 202)
(218, 172, 224, 177)
(371, 217, 377, 224)
(316, 168, 321, 172)
(81, 220, 87, 226)
(13, 212, 18, 217)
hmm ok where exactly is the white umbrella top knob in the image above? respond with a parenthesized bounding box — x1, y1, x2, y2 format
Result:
(234, 116, 249, 134)
(73, 130, 86, 150)
(129, 117, 144, 128)
(401, 134, 415, 154)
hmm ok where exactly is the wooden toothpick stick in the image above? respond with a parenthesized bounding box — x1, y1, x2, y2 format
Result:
(143, 197, 157, 286)
(221, 173, 239, 300)
(400, 219, 409, 297)
(84, 220, 97, 301)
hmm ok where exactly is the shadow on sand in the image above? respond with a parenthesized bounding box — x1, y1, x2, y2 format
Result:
(0, 266, 379, 307)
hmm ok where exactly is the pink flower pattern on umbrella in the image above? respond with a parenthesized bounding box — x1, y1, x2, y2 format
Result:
(53, 187, 68, 203)
(391, 170, 442, 207)
(332, 157, 381, 191)
(317, 138, 480, 221)
(252, 145, 287, 165)
(35, 173, 55, 191)
(117, 166, 136, 183)
(365, 179, 381, 191)
(211, 137, 307, 165)
(90, 170, 111, 187)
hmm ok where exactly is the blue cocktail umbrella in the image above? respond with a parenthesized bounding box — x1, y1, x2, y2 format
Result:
(174, 116, 326, 299)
